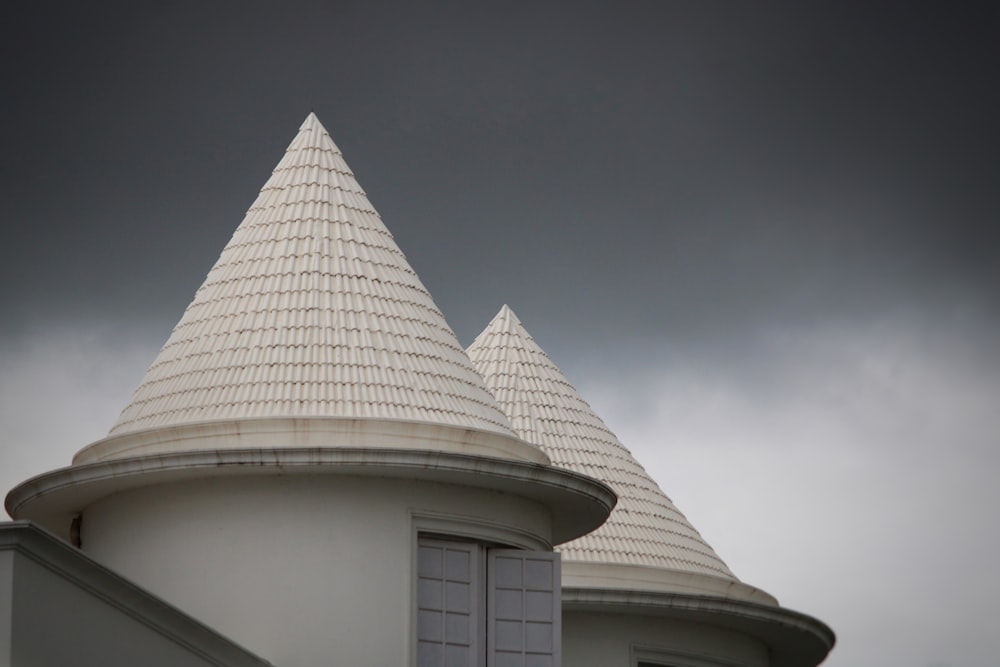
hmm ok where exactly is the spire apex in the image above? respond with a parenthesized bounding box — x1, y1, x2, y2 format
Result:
(300, 110, 323, 130)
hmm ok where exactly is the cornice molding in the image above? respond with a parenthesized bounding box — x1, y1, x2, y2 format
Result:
(8, 448, 616, 546)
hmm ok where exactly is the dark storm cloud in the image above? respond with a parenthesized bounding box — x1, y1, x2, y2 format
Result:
(2, 2, 997, 345)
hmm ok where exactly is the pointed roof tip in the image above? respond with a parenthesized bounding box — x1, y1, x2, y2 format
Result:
(299, 111, 326, 131)
(489, 304, 524, 333)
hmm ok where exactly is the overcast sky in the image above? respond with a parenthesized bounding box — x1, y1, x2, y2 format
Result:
(2, 3, 998, 666)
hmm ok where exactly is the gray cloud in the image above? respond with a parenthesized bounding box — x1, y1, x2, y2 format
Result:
(573, 311, 1000, 667)
(0, 324, 159, 498)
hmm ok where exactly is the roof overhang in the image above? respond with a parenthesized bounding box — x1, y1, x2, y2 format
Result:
(7, 447, 616, 546)
(73, 417, 551, 465)
(561, 561, 778, 606)
(562, 588, 835, 667)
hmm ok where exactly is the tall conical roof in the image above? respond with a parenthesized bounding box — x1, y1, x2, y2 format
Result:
(106, 113, 514, 441)
(468, 305, 737, 581)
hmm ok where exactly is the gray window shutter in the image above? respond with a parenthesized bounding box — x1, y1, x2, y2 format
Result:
(417, 540, 481, 667)
(487, 550, 561, 667)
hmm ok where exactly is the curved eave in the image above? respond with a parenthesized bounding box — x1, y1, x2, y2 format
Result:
(73, 417, 550, 466)
(561, 561, 777, 606)
(7, 448, 616, 546)
(562, 588, 834, 667)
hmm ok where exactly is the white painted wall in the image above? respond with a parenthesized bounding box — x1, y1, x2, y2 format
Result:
(0, 528, 268, 667)
(563, 610, 769, 667)
(81, 474, 554, 667)
(0, 551, 12, 667)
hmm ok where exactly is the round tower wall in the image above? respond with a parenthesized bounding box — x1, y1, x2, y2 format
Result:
(80, 474, 553, 667)
(563, 610, 769, 667)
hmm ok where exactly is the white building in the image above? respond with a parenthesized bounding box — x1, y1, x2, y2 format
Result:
(3, 113, 833, 667)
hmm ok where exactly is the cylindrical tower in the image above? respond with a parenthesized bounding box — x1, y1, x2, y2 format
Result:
(7, 115, 614, 667)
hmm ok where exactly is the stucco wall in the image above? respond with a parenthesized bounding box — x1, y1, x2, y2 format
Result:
(0, 551, 12, 667)
(11, 554, 227, 666)
(0, 524, 270, 667)
(81, 474, 554, 667)
(563, 610, 769, 667)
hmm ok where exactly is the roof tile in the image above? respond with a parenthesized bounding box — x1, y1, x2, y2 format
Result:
(109, 113, 515, 439)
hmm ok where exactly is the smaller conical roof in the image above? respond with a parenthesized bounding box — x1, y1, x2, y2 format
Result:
(96, 113, 515, 444)
(468, 305, 737, 581)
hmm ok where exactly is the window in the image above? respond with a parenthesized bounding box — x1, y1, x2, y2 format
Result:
(417, 537, 560, 667)
(417, 540, 481, 666)
(633, 645, 745, 667)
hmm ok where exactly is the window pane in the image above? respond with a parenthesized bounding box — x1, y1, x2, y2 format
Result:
(495, 588, 522, 619)
(446, 581, 471, 612)
(418, 546, 443, 578)
(418, 578, 442, 608)
(495, 651, 523, 667)
(445, 644, 472, 667)
(417, 609, 442, 641)
(525, 591, 552, 621)
(495, 620, 523, 651)
(494, 556, 523, 587)
(417, 642, 443, 665)
(524, 622, 552, 652)
(446, 612, 471, 644)
(446, 549, 471, 581)
(524, 559, 552, 589)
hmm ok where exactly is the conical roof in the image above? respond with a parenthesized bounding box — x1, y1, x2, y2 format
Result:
(107, 113, 514, 440)
(468, 305, 737, 580)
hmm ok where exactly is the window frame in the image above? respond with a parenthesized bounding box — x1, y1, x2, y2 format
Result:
(632, 644, 752, 667)
(411, 513, 560, 667)
(416, 537, 485, 667)
(487, 548, 561, 667)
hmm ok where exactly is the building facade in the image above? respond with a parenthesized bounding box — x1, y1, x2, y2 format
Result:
(4, 114, 832, 667)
